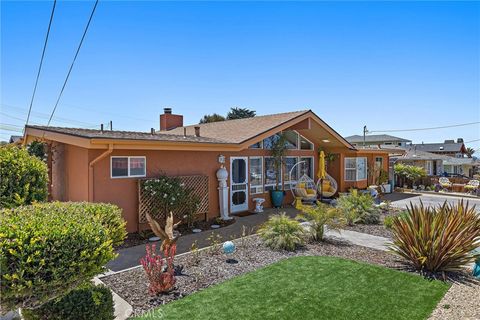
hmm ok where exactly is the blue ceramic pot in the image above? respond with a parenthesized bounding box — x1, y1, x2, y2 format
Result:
(270, 190, 284, 208)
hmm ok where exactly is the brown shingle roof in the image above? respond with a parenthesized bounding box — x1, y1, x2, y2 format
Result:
(161, 110, 309, 143)
(26, 126, 225, 144)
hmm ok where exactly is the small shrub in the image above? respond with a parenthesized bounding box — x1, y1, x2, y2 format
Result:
(141, 243, 176, 295)
(141, 175, 200, 227)
(383, 216, 394, 230)
(0, 202, 126, 310)
(22, 283, 114, 320)
(336, 190, 380, 225)
(389, 200, 480, 273)
(0, 145, 48, 208)
(206, 232, 223, 255)
(297, 202, 345, 241)
(258, 213, 304, 251)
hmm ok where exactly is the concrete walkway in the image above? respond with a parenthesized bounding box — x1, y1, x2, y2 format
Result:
(326, 229, 389, 251)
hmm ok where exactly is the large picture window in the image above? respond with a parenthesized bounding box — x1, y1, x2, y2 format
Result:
(264, 157, 281, 191)
(249, 157, 263, 194)
(284, 157, 298, 190)
(299, 157, 314, 178)
(344, 157, 367, 181)
(283, 131, 299, 149)
(111, 156, 146, 178)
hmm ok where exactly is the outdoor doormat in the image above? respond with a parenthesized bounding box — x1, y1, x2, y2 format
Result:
(236, 211, 257, 217)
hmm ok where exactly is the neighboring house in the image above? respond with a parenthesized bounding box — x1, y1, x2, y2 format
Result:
(411, 139, 467, 158)
(443, 157, 480, 178)
(345, 134, 411, 148)
(9, 135, 22, 144)
(391, 146, 449, 176)
(24, 109, 389, 233)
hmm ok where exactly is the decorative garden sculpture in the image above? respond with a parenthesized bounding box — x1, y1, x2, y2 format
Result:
(146, 212, 181, 251)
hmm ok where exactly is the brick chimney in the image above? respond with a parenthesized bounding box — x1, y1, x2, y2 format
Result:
(160, 108, 183, 131)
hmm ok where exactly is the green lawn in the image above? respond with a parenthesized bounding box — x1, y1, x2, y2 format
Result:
(135, 256, 450, 320)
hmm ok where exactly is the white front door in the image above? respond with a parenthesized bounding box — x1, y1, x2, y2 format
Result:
(230, 157, 249, 213)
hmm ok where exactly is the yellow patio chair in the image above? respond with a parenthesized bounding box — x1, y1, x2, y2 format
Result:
(464, 180, 479, 194)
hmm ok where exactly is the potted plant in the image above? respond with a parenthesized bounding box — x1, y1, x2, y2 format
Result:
(270, 133, 288, 207)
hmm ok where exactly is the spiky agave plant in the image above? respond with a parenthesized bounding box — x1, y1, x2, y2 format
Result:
(389, 200, 480, 274)
(258, 213, 305, 251)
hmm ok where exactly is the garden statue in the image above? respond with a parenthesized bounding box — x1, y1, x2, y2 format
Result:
(146, 212, 181, 251)
(223, 241, 237, 264)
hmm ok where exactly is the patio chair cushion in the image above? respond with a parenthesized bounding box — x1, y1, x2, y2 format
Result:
(295, 188, 308, 198)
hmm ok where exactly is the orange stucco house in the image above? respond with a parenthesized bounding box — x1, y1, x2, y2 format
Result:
(24, 109, 390, 233)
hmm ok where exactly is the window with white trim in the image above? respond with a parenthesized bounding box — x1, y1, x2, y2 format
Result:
(249, 157, 263, 194)
(299, 135, 314, 150)
(344, 157, 367, 181)
(284, 157, 298, 190)
(299, 157, 314, 178)
(111, 156, 146, 178)
(283, 131, 299, 149)
(264, 157, 281, 191)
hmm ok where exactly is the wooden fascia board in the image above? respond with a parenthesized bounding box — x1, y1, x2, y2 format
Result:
(25, 128, 92, 149)
(89, 139, 242, 151)
(238, 111, 355, 150)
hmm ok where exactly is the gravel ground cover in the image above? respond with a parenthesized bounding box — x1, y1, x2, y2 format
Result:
(429, 279, 480, 320)
(101, 235, 405, 316)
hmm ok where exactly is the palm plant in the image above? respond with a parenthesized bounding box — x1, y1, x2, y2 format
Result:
(297, 202, 345, 241)
(270, 133, 288, 191)
(389, 200, 480, 274)
(258, 213, 304, 251)
(466, 147, 475, 158)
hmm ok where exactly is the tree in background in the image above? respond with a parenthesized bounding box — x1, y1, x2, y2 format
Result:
(27, 140, 47, 161)
(226, 107, 256, 120)
(199, 113, 226, 124)
(466, 147, 475, 158)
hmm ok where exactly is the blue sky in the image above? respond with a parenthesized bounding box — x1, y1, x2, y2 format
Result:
(1, 1, 479, 150)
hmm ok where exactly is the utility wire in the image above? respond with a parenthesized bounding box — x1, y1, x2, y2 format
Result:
(465, 138, 480, 143)
(3, 104, 99, 127)
(46, 0, 99, 127)
(368, 121, 480, 133)
(25, 0, 56, 129)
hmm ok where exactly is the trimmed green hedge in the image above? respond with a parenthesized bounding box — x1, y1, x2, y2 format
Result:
(0, 145, 48, 208)
(22, 283, 114, 320)
(0, 202, 126, 310)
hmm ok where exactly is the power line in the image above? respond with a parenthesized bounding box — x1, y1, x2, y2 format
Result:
(368, 121, 480, 133)
(46, 0, 99, 127)
(2, 104, 99, 127)
(25, 0, 56, 128)
(465, 139, 480, 143)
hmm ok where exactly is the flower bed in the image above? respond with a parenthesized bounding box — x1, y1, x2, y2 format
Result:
(101, 235, 403, 316)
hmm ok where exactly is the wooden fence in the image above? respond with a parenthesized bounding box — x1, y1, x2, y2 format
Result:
(138, 175, 209, 225)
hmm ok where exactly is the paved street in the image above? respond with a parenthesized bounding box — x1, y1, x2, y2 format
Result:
(384, 192, 480, 210)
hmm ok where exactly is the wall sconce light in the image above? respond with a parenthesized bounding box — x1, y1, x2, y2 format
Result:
(218, 154, 225, 164)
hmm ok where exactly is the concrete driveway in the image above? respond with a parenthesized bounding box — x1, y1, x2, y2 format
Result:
(384, 192, 480, 210)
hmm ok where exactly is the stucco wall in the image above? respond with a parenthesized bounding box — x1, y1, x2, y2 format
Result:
(66, 145, 89, 201)
(88, 147, 320, 232)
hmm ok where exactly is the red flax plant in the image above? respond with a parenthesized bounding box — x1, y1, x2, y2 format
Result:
(141, 243, 177, 294)
(388, 200, 480, 275)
